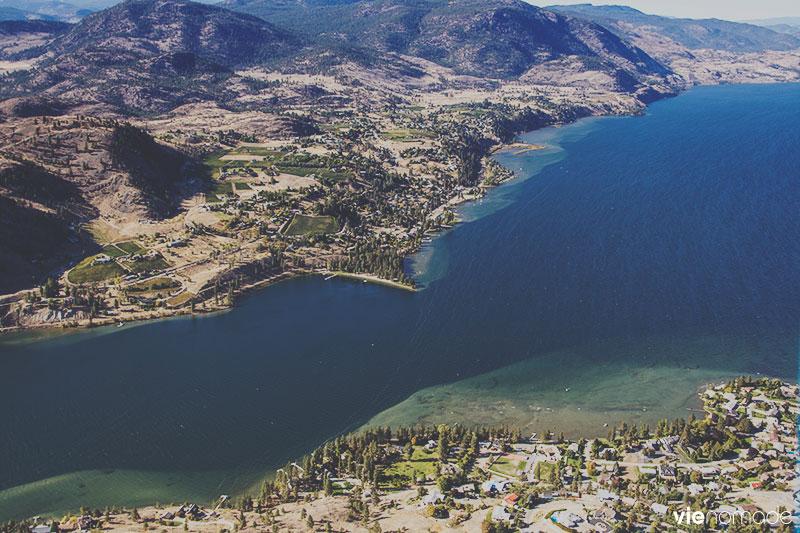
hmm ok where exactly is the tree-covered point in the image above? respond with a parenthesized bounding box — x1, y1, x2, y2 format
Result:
(327, 237, 414, 286)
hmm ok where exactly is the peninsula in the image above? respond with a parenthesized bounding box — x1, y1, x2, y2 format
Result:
(1, 0, 799, 332)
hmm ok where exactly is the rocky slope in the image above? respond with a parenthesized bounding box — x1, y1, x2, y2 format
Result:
(0, 113, 205, 292)
(0, 0, 303, 114)
(225, 0, 671, 82)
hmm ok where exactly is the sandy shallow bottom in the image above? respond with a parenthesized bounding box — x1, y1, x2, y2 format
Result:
(365, 332, 796, 438)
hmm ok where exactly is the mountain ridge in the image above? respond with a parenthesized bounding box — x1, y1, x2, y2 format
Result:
(547, 3, 800, 53)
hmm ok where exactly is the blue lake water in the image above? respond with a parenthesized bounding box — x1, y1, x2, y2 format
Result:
(0, 83, 798, 519)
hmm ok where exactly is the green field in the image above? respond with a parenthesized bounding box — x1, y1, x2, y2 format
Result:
(101, 244, 127, 258)
(205, 181, 234, 203)
(127, 277, 180, 293)
(202, 150, 231, 169)
(283, 214, 339, 236)
(67, 256, 126, 284)
(232, 181, 252, 191)
(534, 461, 556, 483)
(490, 456, 526, 478)
(381, 446, 438, 487)
(379, 129, 436, 142)
(116, 241, 146, 255)
(126, 257, 171, 274)
(275, 165, 321, 176)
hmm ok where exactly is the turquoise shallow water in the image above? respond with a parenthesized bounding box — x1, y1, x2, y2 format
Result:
(0, 83, 798, 519)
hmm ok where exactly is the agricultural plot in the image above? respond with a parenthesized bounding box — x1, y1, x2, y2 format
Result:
(126, 277, 180, 293)
(380, 129, 436, 142)
(205, 181, 234, 203)
(101, 244, 127, 258)
(166, 290, 194, 308)
(126, 256, 171, 274)
(116, 241, 146, 255)
(283, 214, 339, 236)
(67, 256, 126, 284)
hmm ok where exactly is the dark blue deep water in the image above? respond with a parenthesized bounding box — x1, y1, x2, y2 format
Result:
(0, 83, 798, 518)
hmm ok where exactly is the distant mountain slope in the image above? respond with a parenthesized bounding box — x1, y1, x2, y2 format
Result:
(0, 7, 55, 21)
(745, 18, 800, 38)
(50, 0, 300, 66)
(0, 0, 305, 113)
(547, 4, 800, 53)
(223, 0, 669, 79)
(0, 0, 92, 22)
(0, 19, 72, 61)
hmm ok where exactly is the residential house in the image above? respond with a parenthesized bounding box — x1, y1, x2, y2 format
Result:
(594, 506, 618, 522)
(502, 493, 519, 508)
(597, 489, 619, 502)
(658, 465, 677, 480)
(491, 506, 513, 523)
(422, 490, 445, 506)
(651, 503, 669, 515)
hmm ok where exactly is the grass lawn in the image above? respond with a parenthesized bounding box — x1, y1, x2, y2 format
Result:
(166, 291, 194, 308)
(490, 456, 526, 478)
(284, 214, 339, 236)
(382, 446, 438, 487)
(205, 181, 234, 203)
(316, 170, 353, 182)
(232, 181, 252, 191)
(127, 277, 180, 293)
(202, 150, 232, 169)
(101, 244, 127, 258)
(534, 461, 557, 483)
(126, 257, 171, 274)
(116, 241, 146, 255)
(274, 164, 325, 177)
(68, 256, 126, 284)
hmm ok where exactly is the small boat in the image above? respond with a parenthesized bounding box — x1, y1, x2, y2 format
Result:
(603, 423, 608, 427)
(116, 323, 124, 328)
(565, 388, 570, 392)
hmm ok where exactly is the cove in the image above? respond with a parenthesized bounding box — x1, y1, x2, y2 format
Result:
(1, 83, 798, 520)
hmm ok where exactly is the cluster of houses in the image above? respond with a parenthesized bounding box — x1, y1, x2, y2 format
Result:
(433, 381, 799, 531)
(159, 503, 218, 522)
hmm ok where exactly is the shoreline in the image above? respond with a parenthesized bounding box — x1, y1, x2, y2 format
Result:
(0, 134, 540, 337)
(8, 376, 796, 524)
(0, 82, 672, 338)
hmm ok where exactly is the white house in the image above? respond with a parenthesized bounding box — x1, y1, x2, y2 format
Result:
(651, 503, 668, 515)
(492, 506, 512, 522)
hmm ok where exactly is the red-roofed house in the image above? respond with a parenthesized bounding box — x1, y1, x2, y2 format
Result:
(503, 493, 520, 507)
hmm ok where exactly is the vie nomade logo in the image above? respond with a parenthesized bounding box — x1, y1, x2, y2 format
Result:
(673, 507, 794, 526)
